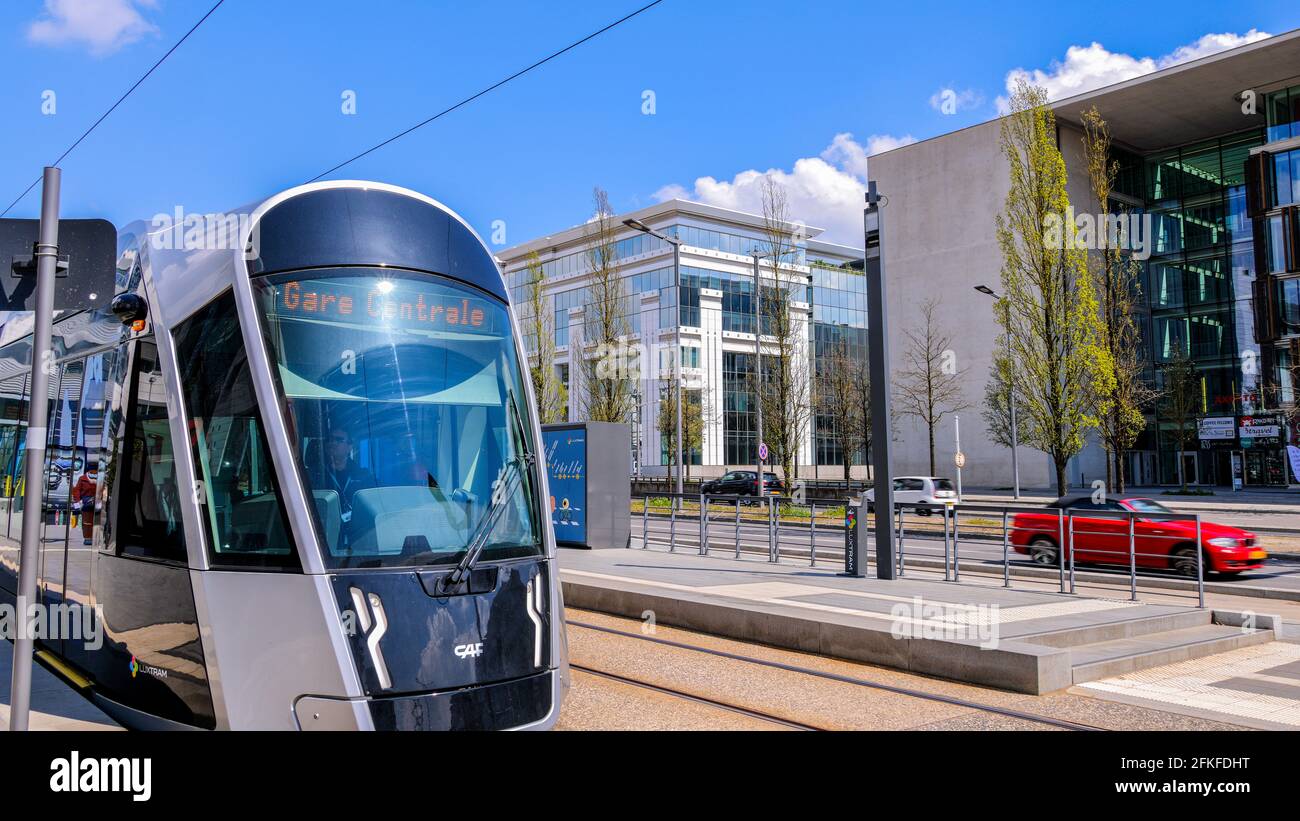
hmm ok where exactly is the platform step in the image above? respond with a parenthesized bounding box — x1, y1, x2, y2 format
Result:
(1021, 608, 1212, 648)
(1069, 624, 1274, 684)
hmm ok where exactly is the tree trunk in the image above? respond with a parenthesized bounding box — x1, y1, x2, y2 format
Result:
(927, 424, 936, 476)
(843, 457, 851, 482)
(1055, 459, 1067, 498)
(1116, 447, 1127, 493)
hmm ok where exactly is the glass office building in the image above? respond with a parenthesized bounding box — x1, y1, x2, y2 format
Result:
(501, 200, 866, 478)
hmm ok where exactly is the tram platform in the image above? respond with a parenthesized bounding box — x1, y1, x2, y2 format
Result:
(557, 547, 1282, 695)
(0, 639, 121, 731)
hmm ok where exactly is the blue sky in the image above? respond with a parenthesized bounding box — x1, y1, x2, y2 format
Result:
(0, 0, 1296, 248)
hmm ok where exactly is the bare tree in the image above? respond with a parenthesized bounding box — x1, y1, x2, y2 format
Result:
(816, 339, 867, 480)
(756, 176, 813, 482)
(894, 297, 970, 475)
(1160, 346, 1200, 492)
(579, 187, 634, 424)
(657, 379, 715, 480)
(523, 251, 567, 424)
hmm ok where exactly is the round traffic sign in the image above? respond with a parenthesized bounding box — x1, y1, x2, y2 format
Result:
(954, 451, 966, 468)
(758, 442, 769, 461)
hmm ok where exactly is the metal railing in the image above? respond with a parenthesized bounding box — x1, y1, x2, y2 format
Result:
(633, 495, 1217, 607)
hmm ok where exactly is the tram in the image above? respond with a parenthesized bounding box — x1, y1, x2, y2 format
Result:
(0, 182, 568, 730)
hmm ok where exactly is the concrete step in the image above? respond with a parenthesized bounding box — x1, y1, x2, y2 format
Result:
(1020, 608, 1212, 648)
(1069, 623, 1275, 684)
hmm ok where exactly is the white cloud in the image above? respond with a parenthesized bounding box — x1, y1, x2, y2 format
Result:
(27, 0, 159, 57)
(928, 87, 985, 115)
(997, 28, 1271, 113)
(655, 132, 915, 245)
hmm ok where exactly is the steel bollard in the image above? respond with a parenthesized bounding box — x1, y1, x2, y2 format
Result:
(896, 506, 906, 577)
(642, 496, 649, 549)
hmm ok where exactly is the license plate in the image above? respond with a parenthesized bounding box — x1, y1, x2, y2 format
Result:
(1248, 550, 1266, 559)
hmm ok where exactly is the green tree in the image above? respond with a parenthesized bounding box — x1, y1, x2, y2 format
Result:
(523, 251, 567, 424)
(657, 381, 712, 480)
(1080, 106, 1156, 493)
(994, 80, 1107, 496)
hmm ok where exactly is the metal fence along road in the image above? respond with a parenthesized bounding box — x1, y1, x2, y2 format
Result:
(634, 493, 1216, 607)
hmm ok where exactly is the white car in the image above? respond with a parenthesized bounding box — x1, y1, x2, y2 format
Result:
(864, 476, 959, 515)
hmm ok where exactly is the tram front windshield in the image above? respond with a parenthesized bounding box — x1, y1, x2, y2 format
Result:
(253, 269, 541, 569)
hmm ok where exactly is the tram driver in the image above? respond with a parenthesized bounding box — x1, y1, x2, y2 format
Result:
(312, 426, 376, 549)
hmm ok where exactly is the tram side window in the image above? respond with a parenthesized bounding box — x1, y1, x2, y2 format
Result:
(174, 291, 300, 570)
(117, 342, 187, 563)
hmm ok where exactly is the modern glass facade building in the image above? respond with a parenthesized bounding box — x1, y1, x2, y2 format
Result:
(499, 199, 866, 478)
(872, 29, 1300, 489)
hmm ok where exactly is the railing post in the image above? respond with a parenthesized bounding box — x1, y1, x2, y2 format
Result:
(768, 497, 779, 562)
(952, 507, 961, 583)
(1128, 513, 1137, 602)
(809, 501, 817, 567)
(734, 497, 741, 559)
(896, 505, 906, 577)
(1001, 509, 1010, 588)
(1056, 508, 1066, 593)
(699, 493, 708, 556)
(1195, 513, 1204, 609)
(642, 495, 649, 549)
(669, 495, 677, 553)
(1067, 513, 1075, 595)
(942, 505, 952, 581)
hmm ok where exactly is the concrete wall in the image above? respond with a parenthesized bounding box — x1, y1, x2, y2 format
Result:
(871, 119, 1108, 491)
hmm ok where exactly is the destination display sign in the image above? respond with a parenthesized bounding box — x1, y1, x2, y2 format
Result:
(268, 277, 498, 334)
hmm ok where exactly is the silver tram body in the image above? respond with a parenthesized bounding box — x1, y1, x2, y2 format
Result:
(0, 182, 568, 729)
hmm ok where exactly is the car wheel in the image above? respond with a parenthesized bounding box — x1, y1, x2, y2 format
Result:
(1028, 536, 1058, 566)
(1170, 545, 1203, 578)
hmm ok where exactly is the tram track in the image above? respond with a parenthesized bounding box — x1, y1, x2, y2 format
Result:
(567, 617, 1108, 731)
(569, 663, 819, 730)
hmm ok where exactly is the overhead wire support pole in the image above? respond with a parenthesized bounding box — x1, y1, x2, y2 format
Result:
(9, 167, 60, 732)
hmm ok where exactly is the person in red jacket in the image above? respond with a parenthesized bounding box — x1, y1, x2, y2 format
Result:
(70, 469, 97, 545)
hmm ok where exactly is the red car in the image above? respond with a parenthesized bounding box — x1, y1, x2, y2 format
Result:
(1011, 495, 1267, 576)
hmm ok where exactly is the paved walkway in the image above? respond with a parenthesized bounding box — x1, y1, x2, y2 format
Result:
(0, 640, 120, 731)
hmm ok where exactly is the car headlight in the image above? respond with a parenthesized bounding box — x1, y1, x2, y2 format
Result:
(1206, 537, 1240, 548)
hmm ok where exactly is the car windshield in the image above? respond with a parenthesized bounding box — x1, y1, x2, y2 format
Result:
(253, 269, 541, 569)
(1123, 498, 1174, 516)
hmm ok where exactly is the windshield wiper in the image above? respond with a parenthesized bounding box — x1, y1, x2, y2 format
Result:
(440, 389, 535, 592)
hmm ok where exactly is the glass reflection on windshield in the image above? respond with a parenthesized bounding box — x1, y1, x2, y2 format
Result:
(254, 270, 540, 569)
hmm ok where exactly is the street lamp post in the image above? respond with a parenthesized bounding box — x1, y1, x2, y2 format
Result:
(624, 219, 684, 497)
(975, 285, 1020, 499)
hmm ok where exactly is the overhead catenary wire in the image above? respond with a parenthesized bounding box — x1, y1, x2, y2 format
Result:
(0, 0, 228, 219)
(307, 0, 665, 183)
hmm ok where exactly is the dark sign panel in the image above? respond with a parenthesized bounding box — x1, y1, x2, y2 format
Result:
(0, 218, 117, 312)
(543, 428, 587, 545)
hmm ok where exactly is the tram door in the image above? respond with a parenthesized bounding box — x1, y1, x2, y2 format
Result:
(39, 359, 84, 654)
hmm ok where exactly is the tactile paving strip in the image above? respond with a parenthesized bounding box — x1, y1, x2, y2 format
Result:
(1077, 642, 1300, 728)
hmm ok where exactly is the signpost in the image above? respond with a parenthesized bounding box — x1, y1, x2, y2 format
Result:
(3, 168, 117, 732)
